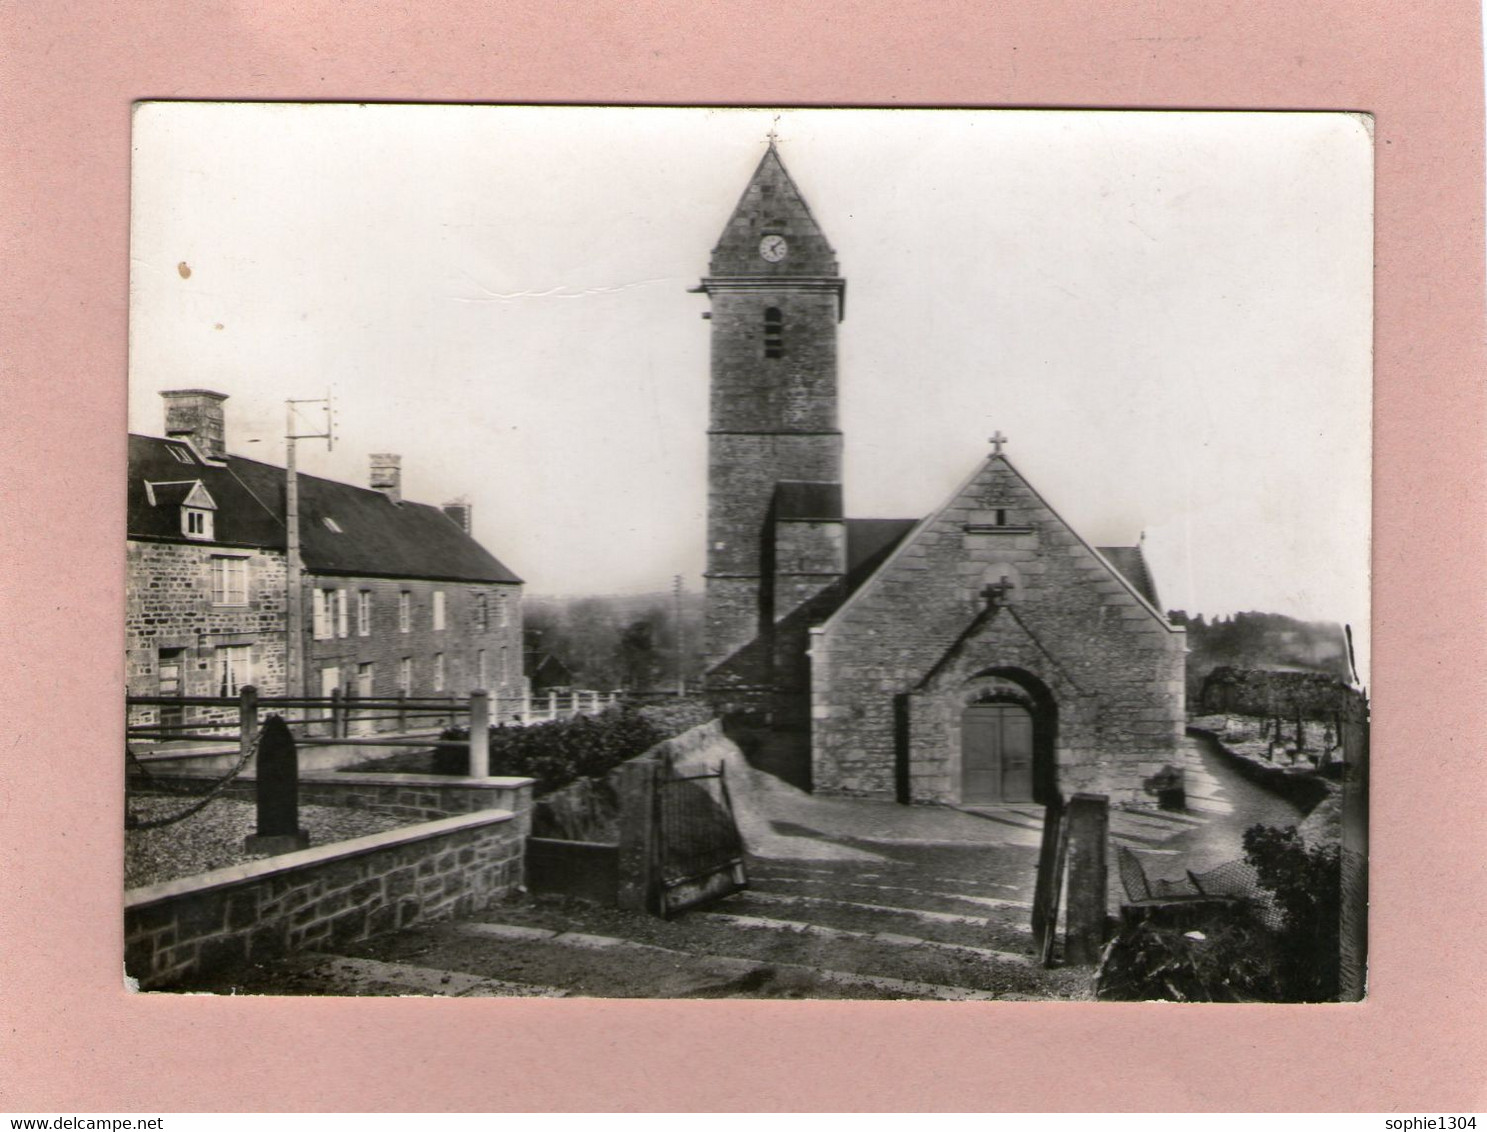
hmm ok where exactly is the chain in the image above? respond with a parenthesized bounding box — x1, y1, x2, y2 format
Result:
(125, 724, 266, 832)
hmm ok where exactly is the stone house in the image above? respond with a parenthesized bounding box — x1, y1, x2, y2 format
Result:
(127, 390, 524, 733)
(698, 145, 1186, 807)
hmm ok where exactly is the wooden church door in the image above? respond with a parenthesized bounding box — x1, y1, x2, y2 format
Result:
(962, 702, 1035, 803)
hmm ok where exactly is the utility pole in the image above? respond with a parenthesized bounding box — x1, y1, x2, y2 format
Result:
(673, 574, 685, 697)
(284, 394, 334, 702)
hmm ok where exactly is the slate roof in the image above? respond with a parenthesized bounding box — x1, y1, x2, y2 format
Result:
(128, 433, 522, 584)
(845, 518, 918, 590)
(775, 481, 844, 520)
(1095, 545, 1160, 610)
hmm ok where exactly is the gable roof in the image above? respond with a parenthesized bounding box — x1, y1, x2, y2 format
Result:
(825, 451, 1180, 635)
(128, 433, 522, 585)
(1096, 545, 1161, 610)
(845, 518, 918, 590)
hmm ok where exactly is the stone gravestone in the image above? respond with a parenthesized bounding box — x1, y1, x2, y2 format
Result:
(245, 714, 310, 854)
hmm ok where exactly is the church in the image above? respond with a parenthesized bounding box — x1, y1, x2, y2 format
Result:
(695, 143, 1187, 809)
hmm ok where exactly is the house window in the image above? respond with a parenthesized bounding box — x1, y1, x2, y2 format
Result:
(500, 645, 509, 683)
(477, 649, 488, 689)
(433, 590, 446, 631)
(215, 645, 251, 697)
(496, 592, 508, 628)
(475, 594, 489, 631)
(182, 507, 213, 540)
(357, 590, 372, 636)
(336, 589, 349, 638)
(763, 306, 784, 358)
(433, 652, 445, 692)
(398, 657, 412, 695)
(312, 588, 334, 640)
(210, 556, 248, 606)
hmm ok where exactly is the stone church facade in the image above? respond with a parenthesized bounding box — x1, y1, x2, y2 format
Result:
(697, 144, 1186, 808)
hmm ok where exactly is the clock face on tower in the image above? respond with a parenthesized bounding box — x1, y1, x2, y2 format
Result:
(758, 234, 789, 263)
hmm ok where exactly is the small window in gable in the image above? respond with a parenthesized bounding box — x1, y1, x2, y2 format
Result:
(763, 307, 784, 359)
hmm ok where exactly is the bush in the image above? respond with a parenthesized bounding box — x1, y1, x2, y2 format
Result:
(437, 706, 665, 796)
(635, 697, 716, 739)
(1242, 823, 1342, 1001)
(1096, 906, 1283, 1002)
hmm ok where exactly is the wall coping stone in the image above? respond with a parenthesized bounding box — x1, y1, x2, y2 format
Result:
(308, 772, 534, 790)
(124, 808, 516, 910)
(135, 768, 534, 790)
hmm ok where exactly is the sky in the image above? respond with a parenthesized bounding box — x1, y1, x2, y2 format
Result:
(129, 104, 1372, 672)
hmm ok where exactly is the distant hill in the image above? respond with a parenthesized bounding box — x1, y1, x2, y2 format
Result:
(1166, 610, 1354, 703)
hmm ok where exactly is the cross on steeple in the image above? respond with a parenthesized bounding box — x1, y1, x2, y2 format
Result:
(981, 575, 1015, 609)
(989, 430, 1008, 456)
(766, 119, 781, 146)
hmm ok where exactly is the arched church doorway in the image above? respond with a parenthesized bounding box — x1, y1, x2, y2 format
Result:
(959, 670, 1057, 805)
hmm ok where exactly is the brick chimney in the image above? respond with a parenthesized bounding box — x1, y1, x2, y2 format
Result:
(442, 497, 472, 534)
(161, 389, 228, 460)
(369, 453, 402, 504)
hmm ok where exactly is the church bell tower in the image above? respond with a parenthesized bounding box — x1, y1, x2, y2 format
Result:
(695, 142, 847, 708)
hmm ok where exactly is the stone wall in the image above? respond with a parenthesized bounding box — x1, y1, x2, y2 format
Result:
(812, 457, 1186, 808)
(125, 809, 523, 990)
(133, 769, 533, 833)
(1198, 666, 1361, 720)
(126, 540, 287, 728)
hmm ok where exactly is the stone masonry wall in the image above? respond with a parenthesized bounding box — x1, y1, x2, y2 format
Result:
(125, 809, 522, 990)
(812, 456, 1186, 808)
(133, 771, 533, 834)
(301, 577, 523, 719)
(126, 540, 287, 729)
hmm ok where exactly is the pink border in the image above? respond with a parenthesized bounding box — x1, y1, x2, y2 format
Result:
(3, 1, 1484, 1112)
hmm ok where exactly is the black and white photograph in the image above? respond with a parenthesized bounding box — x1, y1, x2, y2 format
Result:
(123, 104, 1371, 1002)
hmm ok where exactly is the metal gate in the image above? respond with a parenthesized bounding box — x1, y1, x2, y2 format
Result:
(655, 762, 747, 918)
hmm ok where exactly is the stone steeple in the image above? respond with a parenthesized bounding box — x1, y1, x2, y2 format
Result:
(708, 144, 841, 282)
(698, 142, 848, 736)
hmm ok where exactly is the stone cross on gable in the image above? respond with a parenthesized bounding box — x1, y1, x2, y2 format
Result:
(989, 430, 1008, 456)
(981, 575, 1015, 609)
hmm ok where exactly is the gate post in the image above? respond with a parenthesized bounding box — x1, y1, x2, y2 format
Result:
(616, 759, 659, 913)
(238, 684, 260, 769)
(468, 690, 490, 777)
(1063, 793, 1110, 966)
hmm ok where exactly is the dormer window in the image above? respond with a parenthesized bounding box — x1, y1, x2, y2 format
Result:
(148, 478, 217, 541)
(764, 306, 784, 358)
(183, 507, 213, 540)
(165, 445, 194, 464)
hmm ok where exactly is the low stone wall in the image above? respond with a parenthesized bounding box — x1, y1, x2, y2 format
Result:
(130, 735, 451, 775)
(126, 809, 523, 990)
(129, 770, 533, 835)
(1187, 725, 1333, 816)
